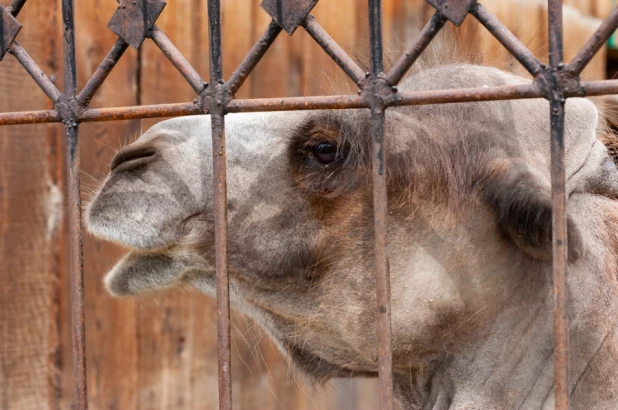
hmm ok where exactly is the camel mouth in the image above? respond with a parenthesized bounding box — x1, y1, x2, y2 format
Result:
(85, 191, 185, 251)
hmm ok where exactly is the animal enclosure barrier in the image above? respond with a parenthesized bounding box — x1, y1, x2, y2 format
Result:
(1, 0, 618, 409)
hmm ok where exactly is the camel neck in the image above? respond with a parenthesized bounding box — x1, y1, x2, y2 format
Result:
(394, 292, 618, 409)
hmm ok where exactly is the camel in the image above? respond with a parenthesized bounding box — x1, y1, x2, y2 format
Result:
(86, 64, 618, 409)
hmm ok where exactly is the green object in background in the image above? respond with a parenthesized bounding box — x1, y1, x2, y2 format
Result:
(607, 0, 618, 50)
(610, 33, 618, 50)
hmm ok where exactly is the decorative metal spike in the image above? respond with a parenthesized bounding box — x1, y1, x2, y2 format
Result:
(0, 6, 22, 61)
(424, 0, 476, 26)
(260, 0, 318, 35)
(107, 0, 166, 49)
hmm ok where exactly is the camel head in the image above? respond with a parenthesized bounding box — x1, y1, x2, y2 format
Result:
(86, 65, 618, 409)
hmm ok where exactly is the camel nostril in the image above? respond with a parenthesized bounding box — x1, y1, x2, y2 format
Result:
(111, 145, 157, 172)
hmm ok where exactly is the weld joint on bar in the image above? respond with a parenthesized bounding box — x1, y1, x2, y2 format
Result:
(55, 94, 82, 129)
(363, 73, 396, 111)
(213, 82, 227, 116)
(534, 64, 583, 101)
(200, 80, 232, 116)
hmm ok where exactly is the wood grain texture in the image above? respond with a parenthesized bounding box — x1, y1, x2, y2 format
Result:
(0, 1, 61, 409)
(0, 1, 612, 409)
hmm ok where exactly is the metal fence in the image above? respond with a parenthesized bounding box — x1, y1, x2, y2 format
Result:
(1, 0, 618, 409)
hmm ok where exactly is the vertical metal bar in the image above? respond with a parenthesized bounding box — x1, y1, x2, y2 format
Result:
(62, 0, 88, 407)
(61, 0, 88, 408)
(369, 1, 394, 409)
(62, 0, 88, 400)
(548, 0, 569, 409)
(207, 0, 232, 409)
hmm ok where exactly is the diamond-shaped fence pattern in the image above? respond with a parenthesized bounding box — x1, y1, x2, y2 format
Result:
(260, 0, 317, 34)
(108, 0, 166, 49)
(0, 6, 21, 60)
(2, 0, 618, 409)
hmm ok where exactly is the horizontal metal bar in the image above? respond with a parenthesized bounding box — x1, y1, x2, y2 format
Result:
(9, 41, 61, 102)
(227, 20, 282, 96)
(471, 3, 544, 77)
(5, 79, 618, 126)
(7, 0, 26, 16)
(386, 11, 447, 85)
(578, 79, 618, 95)
(80, 102, 202, 122)
(227, 94, 366, 112)
(149, 26, 205, 94)
(77, 38, 129, 106)
(567, 5, 618, 75)
(0, 109, 59, 125)
(391, 82, 542, 105)
(302, 14, 366, 87)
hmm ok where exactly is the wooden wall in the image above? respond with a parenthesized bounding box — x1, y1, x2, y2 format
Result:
(0, 1, 610, 409)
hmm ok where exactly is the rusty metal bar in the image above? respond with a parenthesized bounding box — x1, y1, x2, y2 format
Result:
(579, 79, 618, 95)
(5, 76, 618, 125)
(11, 78, 618, 126)
(228, 94, 365, 111)
(471, 3, 544, 77)
(61, 0, 88, 408)
(392, 82, 542, 105)
(0, 109, 59, 125)
(80, 101, 202, 122)
(547, 0, 569, 408)
(368, 0, 394, 409)
(207, 0, 232, 409)
(149, 25, 205, 94)
(302, 14, 366, 87)
(8, 41, 61, 102)
(77, 38, 129, 106)
(567, 6, 618, 75)
(227, 20, 281, 96)
(7, 0, 26, 16)
(385, 11, 447, 85)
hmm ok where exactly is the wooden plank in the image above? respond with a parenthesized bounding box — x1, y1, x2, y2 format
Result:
(0, 121, 57, 410)
(0, 1, 62, 409)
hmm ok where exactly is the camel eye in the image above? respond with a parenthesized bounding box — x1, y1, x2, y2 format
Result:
(312, 143, 339, 164)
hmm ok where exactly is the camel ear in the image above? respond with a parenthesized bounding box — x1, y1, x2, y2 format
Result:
(104, 252, 189, 297)
(484, 162, 584, 262)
